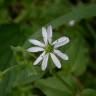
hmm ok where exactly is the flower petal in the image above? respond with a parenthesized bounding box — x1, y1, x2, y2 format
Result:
(42, 53, 49, 71)
(47, 25, 52, 43)
(29, 39, 45, 47)
(53, 36, 69, 45)
(33, 51, 45, 65)
(53, 36, 70, 48)
(42, 27, 48, 45)
(27, 47, 44, 52)
(54, 50, 69, 60)
(50, 53, 61, 69)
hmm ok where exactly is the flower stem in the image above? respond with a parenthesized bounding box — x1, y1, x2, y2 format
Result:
(54, 71, 73, 94)
(2, 63, 25, 75)
(49, 65, 72, 95)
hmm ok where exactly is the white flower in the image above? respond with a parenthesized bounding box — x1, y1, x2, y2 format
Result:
(27, 25, 70, 71)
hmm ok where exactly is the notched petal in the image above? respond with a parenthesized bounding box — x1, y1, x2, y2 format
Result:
(53, 36, 70, 48)
(42, 27, 48, 45)
(33, 51, 45, 65)
(54, 50, 69, 60)
(50, 53, 61, 69)
(47, 25, 52, 43)
(29, 39, 45, 47)
(42, 53, 49, 71)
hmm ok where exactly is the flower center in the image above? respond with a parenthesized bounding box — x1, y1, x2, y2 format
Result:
(45, 44, 54, 53)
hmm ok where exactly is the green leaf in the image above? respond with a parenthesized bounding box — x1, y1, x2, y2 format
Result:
(0, 21, 44, 96)
(48, 4, 96, 28)
(81, 89, 96, 96)
(0, 24, 25, 70)
(35, 76, 72, 96)
(0, 23, 44, 96)
(0, 24, 31, 96)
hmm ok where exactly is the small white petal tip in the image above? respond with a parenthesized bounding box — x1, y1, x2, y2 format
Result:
(68, 20, 75, 26)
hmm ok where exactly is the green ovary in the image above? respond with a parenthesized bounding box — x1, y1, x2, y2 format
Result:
(45, 44, 54, 53)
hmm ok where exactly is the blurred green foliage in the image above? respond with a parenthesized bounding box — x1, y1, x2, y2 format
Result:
(0, 0, 96, 96)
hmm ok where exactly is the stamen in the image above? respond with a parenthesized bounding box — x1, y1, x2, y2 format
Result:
(45, 44, 54, 53)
